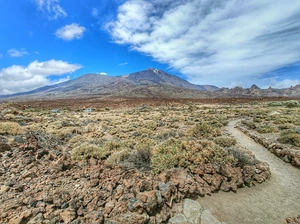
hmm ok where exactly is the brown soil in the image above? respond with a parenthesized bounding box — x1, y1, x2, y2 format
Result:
(5, 96, 298, 110)
(198, 119, 300, 224)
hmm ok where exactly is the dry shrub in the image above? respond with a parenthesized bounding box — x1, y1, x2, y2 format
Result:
(241, 120, 256, 129)
(214, 136, 237, 147)
(71, 139, 122, 160)
(278, 130, 300, 147)
(71, 143, 107, 160)
(68, 135, 85, 145)
(151, 138, 234, 173)
(257, 126, 278, 133)
(121, 149, 152, 171)
(105, 149, 130, 167)
(228, 148, 259, 167)
(0, 122, 24, 135)
(191, 122, 221, 139)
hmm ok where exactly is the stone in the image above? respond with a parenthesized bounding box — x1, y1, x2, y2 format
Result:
(0, 185, 10, 194)
(127, 198, 144, 213)
(60, 208, 77, 223)
(108, 212, 149, 224)
(28, 213, 44, 224)
(168, 214, 190, 224)
(201, 210, 221, 224)
(183, 199, 203, 223)
(0, 142, 11, 152)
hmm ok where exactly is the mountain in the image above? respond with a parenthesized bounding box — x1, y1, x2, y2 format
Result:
(0, 68, 219, 100)
(216, 84, 300, 97)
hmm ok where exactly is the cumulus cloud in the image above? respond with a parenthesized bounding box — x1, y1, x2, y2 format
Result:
(107, 0, 300, 87)
(99, 72, 107, 75)
(7, 48, 29, 57)
(35, 0, 67, 20)
(55, 23, 86, 41)
(0, 60, 82, 95)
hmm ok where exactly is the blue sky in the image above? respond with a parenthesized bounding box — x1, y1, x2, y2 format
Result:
(1, 0, 300, 95)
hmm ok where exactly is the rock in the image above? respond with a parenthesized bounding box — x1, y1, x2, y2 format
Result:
(21, 170, 36, 179)
(60, 208, 77, 223)
(108, 212, 149, 224)
(0, 185, 10, 194)
(90, 179, 99, 187)
(183, 198, 203, 223)
(168, 214, 190, 224)
(136, 190, 158, 215)
(0, 142, 11, 152)
(104, 200, 116, 215)
(28, 213, 44, 224)
(127, 198, 144, 213)
(220, 181, 231, 192)
(201, 210, 221, 224)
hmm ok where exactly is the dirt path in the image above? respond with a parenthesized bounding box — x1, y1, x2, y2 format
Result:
(198, 119, 300, 224)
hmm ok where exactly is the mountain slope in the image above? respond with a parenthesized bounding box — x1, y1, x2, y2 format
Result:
(0, 68, 218, 99)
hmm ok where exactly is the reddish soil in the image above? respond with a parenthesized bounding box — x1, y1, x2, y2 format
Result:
(6, 96, 299, 110)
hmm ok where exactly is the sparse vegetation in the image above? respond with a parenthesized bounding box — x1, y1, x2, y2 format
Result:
(0, 121, 24, 135)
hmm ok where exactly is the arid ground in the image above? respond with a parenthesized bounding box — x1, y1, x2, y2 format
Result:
(0, 97, 299, 224)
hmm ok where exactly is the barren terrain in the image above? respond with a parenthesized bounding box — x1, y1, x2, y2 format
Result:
(0, 97, 299, 223)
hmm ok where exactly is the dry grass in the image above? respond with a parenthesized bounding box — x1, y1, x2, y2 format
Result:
(4, 99, 292, 173)
(0, 122, 24, 135)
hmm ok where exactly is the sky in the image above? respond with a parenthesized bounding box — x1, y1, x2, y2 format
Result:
(1, 0, 300, 95)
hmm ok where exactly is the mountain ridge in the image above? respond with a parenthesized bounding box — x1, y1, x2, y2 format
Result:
(1, 68, 300, 100)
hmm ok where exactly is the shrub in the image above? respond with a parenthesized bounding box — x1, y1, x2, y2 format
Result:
(151, 138, 234, 173)
(228, 148, 258, 167)
(121, 149, 152, 171)
(257, 126, 278, 133)
(241, 120, 256, 129)
(191, 122, 221, 139)
(71, 139, 122, 160)
(284, 100, 300, 108)
(267, 101, 283, 107)
(278, 130, 300, 147)
(0, 122, 24, 135)
(71, 143, 108, 160)
(214, 136, 237, 147)
(105, 149, 130, 167)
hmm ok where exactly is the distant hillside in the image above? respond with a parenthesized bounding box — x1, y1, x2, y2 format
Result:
(0, 68, 218, 100)
(1, 68, 300, 100)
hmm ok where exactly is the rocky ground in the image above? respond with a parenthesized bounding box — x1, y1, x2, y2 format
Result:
(2, 99, 299, 224)
(0, 134, 270, 223)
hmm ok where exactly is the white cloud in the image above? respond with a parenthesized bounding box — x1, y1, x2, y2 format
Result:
(262, 79, 300, 89)
(107, 0, 300, 87)
(91, 8, 99, 18)
(7, 48, 29, 57)
(35, 0, 67, 20)
(118, 62, 128, 66)
(99, 72, 107, 75)
(55, 23, 86, 41)
(0, 60, 82, 95)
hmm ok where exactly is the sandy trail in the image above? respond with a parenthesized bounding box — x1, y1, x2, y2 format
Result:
(198, 119, 300, 224)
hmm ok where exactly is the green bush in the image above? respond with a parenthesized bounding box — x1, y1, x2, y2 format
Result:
(214, 136, 237, 147)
